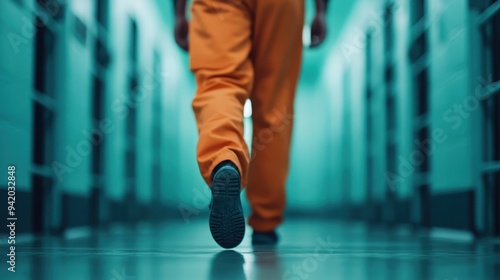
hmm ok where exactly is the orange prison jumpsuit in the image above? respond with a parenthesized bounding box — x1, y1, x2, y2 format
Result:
(189, 0, 304, 232)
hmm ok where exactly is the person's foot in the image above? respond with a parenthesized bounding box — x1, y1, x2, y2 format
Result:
(209, 161, 245, 249)
(252, 230, 279, 247)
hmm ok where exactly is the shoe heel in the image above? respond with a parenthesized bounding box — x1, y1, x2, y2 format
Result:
(209, 165, 245, 249)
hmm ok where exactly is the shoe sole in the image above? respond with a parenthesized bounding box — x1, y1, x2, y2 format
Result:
(209, 166, 245, 249)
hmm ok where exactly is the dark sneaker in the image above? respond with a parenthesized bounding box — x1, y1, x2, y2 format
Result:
(209, 162, 245, 249)
(252, 230, 279, 247)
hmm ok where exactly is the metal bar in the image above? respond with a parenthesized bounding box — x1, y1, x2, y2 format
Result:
(32, 90, 57, 111)
(479, 81, 500, 100)
(411, 53, 430, 77)
(478, 1, 500, 26)
(409, 17, 428, 46)
(413, 114, 430, 131)
(414, 172, 430, 186)
(33, 4, 62, 34)
(387, 130, 397, 146)
(31, 164, 54, 178)
(482, 161, 500, 173)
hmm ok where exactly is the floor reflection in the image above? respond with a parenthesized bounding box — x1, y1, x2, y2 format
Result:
(1, 218, 500, 280)
(210, 250, 246, 280)
(250, 247, 283, 280)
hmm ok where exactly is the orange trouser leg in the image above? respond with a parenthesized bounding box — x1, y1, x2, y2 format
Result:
(189, 0, 253, 187)
(190, 0, 304, 231)
(247, 0, 304, 232)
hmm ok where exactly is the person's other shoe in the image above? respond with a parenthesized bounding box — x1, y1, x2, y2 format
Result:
(209, 161, 245, 249)
(252, 230, 278, 247)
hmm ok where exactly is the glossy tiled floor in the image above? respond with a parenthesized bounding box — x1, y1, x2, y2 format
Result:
(2, 217, 500, 280)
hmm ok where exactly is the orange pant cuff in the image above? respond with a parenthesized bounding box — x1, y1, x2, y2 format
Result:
(248, 215, 283, 232)
(206, 150, 247, 188)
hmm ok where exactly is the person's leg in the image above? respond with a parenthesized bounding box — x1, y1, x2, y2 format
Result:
(190, 0, 254, 248)
(247, 0, 305, 233)
(190, 0, 254, 188)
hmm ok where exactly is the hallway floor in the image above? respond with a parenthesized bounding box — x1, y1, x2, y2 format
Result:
(2, 217, 500, 280)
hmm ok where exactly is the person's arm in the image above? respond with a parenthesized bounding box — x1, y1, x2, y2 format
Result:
(174, 0, 187, 18)
(310, 0, 328, 48)
(315, 0, 327, 15)
(174, 0, 189, 51)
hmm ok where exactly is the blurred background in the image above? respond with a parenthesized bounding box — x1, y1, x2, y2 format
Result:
(0, 0, 499, 262)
